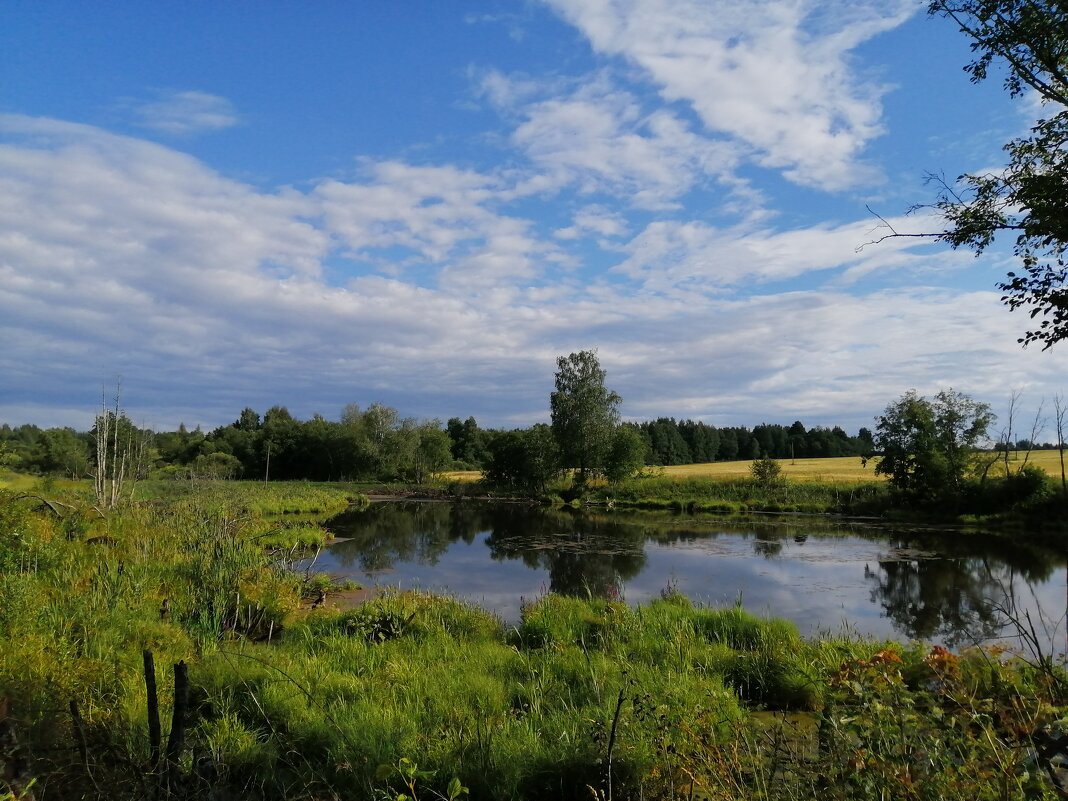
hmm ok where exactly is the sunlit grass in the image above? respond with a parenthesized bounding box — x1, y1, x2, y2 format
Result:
(2, 482, 1065, 801)
(658, 456, 880, 483)
(446, 451, 1066, 486)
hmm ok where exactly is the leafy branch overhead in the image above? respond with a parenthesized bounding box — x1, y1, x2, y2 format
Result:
(865, 2, 1068, 348)
(927, 0, 1068, 348)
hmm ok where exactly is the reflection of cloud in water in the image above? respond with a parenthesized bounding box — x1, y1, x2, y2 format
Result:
(643, 542, 879, 635)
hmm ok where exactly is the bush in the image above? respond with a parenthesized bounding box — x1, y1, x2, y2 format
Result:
(749, 455, 783, 490)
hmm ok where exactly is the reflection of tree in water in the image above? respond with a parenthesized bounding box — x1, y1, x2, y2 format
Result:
(322, 502, 1066, 642)
(752, 538, 784, 558)
(325, 502, 496, 573)
(324, 502, 648, 596)
(865, 535, 1060, 648)
(484, 510, 647, 598)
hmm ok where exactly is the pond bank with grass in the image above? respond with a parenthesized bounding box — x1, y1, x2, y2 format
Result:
(312, 499, 1068, 650)
(1, 481, 1067, 800)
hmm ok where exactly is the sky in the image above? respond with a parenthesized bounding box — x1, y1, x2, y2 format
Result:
(1, 0, 1065, 436)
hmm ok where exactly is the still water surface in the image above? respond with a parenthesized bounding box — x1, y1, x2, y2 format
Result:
(312, 501, 1067, 652)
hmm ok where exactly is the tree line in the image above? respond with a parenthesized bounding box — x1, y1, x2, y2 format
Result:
(2, 350, 1063, 507)
(0, 403, 454, 484)
(2, 396, 877, 486)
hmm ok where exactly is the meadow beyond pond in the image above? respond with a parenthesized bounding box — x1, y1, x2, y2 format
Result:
(447, 451, 1067, 483)
(2, 479, 1068, 800)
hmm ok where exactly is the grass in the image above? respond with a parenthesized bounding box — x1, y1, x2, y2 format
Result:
(1, 485, 1066, 800)
(445, 451, 1067, 484)
(599, 474, 886, 515)
(137, 479, 362, 516)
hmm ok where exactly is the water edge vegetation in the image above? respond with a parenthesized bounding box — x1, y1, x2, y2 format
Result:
(1, 478, 1068, 800)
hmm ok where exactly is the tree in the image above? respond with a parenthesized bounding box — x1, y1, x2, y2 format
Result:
(261, 406, 299, 480)
(1055, 393, 1067, 496)
(91, 386, 152, 508)
(874, 389, 995, 501)
(549, 350, 621, 485)
(924, 0, 1068, 348)
(406, 421, 453, 484)
(192, 451, 243, 480)
(645, 418, 691, 465)
(446, 416, 486, 466)
(603, 425, 648, 483)
(717, 428, 740, 461)
(484, 425, 562, 493)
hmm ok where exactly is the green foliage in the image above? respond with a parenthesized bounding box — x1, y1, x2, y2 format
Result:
(750, 454, 784, 489)
(926, 0, 1068, 348)
(812, 645, 1061, 799)
(192, 450, 243, 479)
(550, 350, 622, 485)
(605, 474, 887, 515)
(875, 389, 995, 502)
(484, 424, 562, 493)
(151, 480, 358, 516)
(602, 425, 648, 484)
(446, 416, 489, 468)
(256, 522, 332, 550)
(3, 486, 1066, 801)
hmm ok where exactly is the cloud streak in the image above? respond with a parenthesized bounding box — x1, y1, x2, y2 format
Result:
(134, 90, 239, 136)
(541, 0, 916, 190)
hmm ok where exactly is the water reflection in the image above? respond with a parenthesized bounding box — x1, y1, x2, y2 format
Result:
(315, 501, 1066, 650)
(865, 538, 1057, 648)
(484, 512, 648, 596)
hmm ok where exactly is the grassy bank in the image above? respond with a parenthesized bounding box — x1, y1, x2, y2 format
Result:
(439, 453, 1068, 528)
(597, 474, 886, 515)
(1, 485, 1066, 800)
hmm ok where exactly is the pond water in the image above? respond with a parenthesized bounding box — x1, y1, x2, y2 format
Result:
(310, 500, 1068, 652)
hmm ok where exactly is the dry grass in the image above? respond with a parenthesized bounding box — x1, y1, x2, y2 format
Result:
(983, 448, 1066, 478)
(657, 457, 879, 483)
(444, 450, 1067, 485)
(441, 469, 483, 483)
(0, 469, 87, 493)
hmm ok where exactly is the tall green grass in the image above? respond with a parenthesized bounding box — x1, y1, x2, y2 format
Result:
(602, 474, 888, 515)
(1, 488, 1064, 801)
(140, 479, 363, 516)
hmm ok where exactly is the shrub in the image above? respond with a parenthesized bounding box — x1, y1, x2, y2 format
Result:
(750, 455, 784, 490)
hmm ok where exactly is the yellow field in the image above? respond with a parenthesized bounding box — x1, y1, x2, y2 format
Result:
(443, 450, 1065, 485)
(0, 470, 89, 493)
(658, 457, 881, 482)
(0, 469, 41, 491)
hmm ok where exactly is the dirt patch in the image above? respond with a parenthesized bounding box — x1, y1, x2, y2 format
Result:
(311, 586, 379, 610)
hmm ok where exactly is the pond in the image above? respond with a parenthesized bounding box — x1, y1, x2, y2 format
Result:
(310, 500, 1068, 653)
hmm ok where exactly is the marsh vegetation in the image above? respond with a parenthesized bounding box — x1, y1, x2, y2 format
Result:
(1, 479, 1067, 800)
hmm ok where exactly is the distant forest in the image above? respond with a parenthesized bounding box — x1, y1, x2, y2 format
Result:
(0, 403, 1057, 483)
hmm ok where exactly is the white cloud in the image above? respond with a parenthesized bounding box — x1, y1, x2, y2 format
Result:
(541, 0, 917, 190)
(135, 90, 239, 135)
(612, 213, 957, 296)
(316, 160, 566, 285)
(482, 71, 743, 208)
(0, 115, 1064, 433)
(554, 205, 630, 240)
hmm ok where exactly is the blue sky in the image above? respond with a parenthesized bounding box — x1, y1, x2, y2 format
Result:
(1, 0, 1064, 436)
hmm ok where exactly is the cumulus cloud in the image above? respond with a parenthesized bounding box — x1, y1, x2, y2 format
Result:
(0, 115, 1063, 433)
(134, 90, 239, 135)
(541, 0, 916, 190)
(316, 160, 568, 286)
